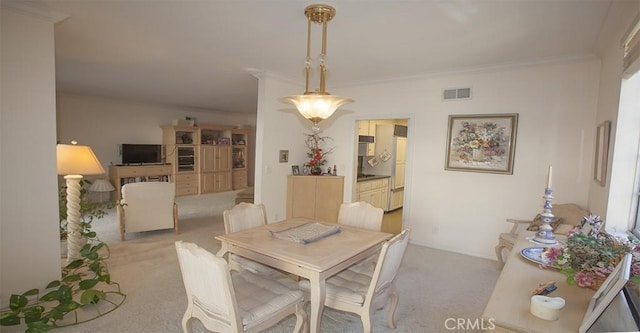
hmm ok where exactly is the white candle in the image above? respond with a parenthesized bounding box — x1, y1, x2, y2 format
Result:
(546, 165, 553, 188)
(530, 295, 565, 321)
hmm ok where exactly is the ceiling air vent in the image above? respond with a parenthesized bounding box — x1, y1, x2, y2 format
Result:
(443, 87, 471, 101)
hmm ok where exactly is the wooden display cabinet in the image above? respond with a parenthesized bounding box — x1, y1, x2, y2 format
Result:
(200, 144, 232, 193)
(198, 125, 232, 194)
(163, 126, 199, 195)
(161, 124, 250, 196)
(231, 129, 249, 189)
(162, 126, 197, 145)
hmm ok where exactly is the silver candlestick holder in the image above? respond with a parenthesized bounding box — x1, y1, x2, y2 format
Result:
(532, 187, 557, 245)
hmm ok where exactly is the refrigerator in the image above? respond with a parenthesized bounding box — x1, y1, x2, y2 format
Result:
(362, 124, 407, 212)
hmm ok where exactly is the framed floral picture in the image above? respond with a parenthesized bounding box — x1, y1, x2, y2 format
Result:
(445, 113, 519, 174)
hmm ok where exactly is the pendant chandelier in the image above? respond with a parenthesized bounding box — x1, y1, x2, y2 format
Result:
(279, 4, 353, 132)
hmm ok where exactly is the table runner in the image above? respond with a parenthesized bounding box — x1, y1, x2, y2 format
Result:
(270, 222, 341, 244)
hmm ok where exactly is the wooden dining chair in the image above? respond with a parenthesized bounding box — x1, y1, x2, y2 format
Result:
(223, 203, 282, 277)
(298, 229, 411, 333)
(175, 241, 307, 333)
(337, 202, 384, 231)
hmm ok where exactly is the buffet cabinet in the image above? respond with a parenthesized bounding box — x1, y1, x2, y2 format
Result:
(286, 175, 344, 223)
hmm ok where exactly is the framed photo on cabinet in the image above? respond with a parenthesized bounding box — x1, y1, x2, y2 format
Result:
(445, 113, 518, 174)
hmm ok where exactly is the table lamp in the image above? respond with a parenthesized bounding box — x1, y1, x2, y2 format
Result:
(57, 142, 105, 262)
(89, 178, 115, 203)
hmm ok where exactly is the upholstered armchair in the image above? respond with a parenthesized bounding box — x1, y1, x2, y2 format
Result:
(495, 203, 589, 268)
(118, 182, 178, 241)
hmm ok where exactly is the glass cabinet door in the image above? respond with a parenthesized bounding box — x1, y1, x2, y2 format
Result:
(177, 146, 195, 172)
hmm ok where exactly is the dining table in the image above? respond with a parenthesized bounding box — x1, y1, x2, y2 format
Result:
(216, 217, 393, 333)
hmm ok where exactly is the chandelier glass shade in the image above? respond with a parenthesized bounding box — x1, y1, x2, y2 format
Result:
(280, 4, 353, 131)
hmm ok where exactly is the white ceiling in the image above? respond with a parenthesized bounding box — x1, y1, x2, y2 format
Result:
(39, 0, 611, 114)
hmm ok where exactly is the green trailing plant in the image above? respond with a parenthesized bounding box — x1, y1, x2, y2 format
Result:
(1, 180, 126, 332)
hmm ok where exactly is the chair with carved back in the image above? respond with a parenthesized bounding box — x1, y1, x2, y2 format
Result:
(337, 201, 384, 231)
(299, 229, 411, 333)
(223, 203, 283, 277)
(174, 241, 306, 333)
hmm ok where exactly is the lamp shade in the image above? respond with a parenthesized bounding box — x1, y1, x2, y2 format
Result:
(57, 144, 105, 176)
(89, 178, 115, 192)
(279, 94, 353, 125)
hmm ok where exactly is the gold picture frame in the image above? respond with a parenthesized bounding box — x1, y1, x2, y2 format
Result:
(594, 120, 611, 186)
(445, 113, 519, 174)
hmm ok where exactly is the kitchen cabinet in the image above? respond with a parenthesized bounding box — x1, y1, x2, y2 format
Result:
(357, 120, 369, 135)
(356, 177, 389, 211)
(287, 175, 344, 223)
(389, 188, 404, 211)
(358, 120, 377, 156)
(394, 137, 407, 188)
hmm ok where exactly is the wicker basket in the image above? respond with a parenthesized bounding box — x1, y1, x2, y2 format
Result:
(589, 276, 607, 291)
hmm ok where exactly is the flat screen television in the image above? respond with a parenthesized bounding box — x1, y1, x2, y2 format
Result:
(120, 144, 162, 165)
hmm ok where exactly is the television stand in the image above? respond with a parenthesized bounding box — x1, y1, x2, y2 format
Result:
(109, 164, 172, 200)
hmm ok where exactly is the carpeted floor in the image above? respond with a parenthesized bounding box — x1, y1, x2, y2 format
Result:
(6, 192, 500, 333)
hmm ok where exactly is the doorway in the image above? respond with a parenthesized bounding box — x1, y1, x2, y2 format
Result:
(355, 118, 409, 234)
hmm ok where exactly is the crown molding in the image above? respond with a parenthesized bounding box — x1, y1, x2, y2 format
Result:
(338, 54, 600, 88)
(1, 1, 68, 23)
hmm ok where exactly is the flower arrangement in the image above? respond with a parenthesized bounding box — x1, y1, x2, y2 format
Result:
(543, 219, 640, 289)
(304, 133, 333, 175)
(453, 121, 508, 162)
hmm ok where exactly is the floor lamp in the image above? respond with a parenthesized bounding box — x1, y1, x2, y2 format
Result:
(57, 142, 105, 262)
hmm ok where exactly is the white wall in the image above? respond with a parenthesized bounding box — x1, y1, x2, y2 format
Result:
(590, 0, 640, 231)
(253, 72, 312, 220)
(57, 93, 258, 185)
(1, 7, 61, 301)
(256, 59, 600, 259)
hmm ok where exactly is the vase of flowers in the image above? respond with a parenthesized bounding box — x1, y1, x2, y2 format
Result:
(304, 133, 333, 175)
(543, 227, 640, 290)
